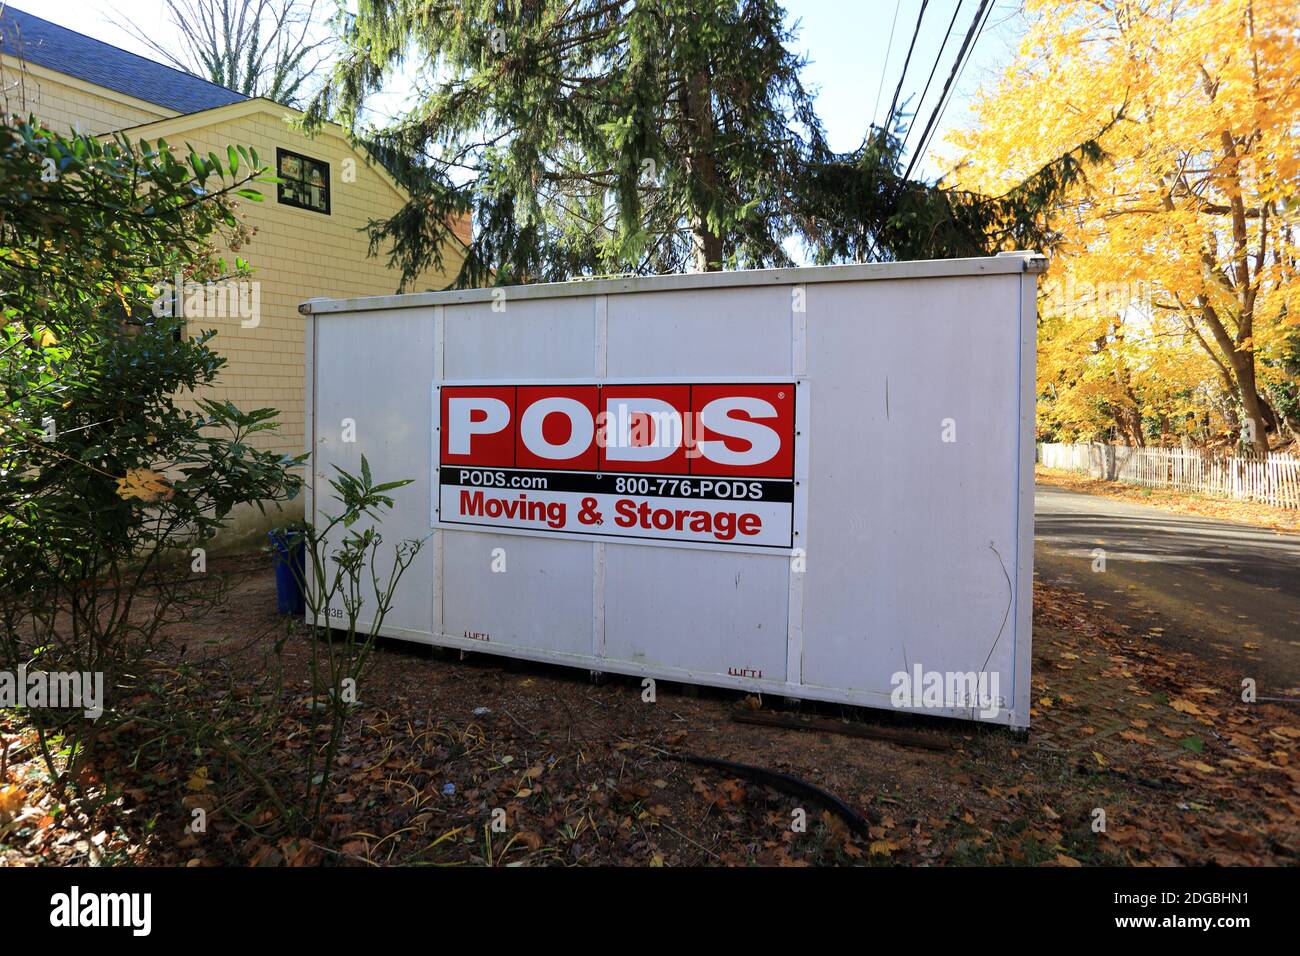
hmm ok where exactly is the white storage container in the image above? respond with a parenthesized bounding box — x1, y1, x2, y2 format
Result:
(301, 253, 1043, 726)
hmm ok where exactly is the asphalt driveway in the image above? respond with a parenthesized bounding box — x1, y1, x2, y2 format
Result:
(1034, 483, 1300, 696)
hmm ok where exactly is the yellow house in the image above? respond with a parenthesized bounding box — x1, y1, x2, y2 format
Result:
(1, 8, 468, 544)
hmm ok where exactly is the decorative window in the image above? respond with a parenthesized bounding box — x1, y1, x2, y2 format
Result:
(276, 148, 330, 214)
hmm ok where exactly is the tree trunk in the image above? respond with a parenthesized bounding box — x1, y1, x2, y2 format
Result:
(1217, 127, 1269, 455)
(1107, 404, 1142, 447)
(1255, 391, 1278, 432)
(1192, 294, 1269, 454)
(683, 68, 722, 272)
(1233, 353, 1271, 454)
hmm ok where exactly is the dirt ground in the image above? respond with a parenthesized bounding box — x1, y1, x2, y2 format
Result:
(2, 554, 1297, 867)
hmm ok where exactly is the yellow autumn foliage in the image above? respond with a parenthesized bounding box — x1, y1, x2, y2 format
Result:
(115, 468, 174, 503)
(948, 0, 1300, 450)
(0, 784, 27, 824)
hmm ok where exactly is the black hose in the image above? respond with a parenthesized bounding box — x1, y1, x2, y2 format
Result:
(666, 750, 877, 839)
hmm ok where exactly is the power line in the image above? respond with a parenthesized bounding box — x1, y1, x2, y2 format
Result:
(906, 0, 995, 180)
(901, 0, 966, 156)
(904, 0, 994, 181)
(883, 0, 930, 134)
(872, 0, 904, 130)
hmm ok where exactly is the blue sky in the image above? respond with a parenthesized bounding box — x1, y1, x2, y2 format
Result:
(788, 0, 1027, 176)
(6, 0, 1027, 180)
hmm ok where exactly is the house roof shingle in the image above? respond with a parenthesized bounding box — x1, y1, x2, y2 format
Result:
(0, 6, 247, 116)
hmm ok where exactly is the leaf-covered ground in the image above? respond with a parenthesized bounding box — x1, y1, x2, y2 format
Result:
(1036, 466, 1300, 534)
(2, 557, 1296, 866)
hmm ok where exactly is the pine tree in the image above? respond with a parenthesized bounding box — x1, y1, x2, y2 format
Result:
(307, 0, 1110, 290)
(308, 0, 826, 286)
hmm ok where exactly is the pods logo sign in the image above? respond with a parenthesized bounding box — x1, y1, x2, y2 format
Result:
(440, 383, 794, 477)
(436, 383, 797, 549)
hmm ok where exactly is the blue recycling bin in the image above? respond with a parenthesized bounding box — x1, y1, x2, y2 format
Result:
(268, 530, 306, 615)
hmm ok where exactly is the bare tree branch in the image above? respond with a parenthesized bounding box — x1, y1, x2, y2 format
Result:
(111, 0, 336, 107)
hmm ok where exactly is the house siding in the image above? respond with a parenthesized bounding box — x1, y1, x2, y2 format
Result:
(6, 68, 468, 549)
(0, 57, 174, 133)
(158, 107, 464, 469)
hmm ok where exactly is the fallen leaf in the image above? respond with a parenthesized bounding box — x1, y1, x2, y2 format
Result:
(116, 468, 173, 502)
(248, 844, 283, 867)
(0, 785, 27, 823)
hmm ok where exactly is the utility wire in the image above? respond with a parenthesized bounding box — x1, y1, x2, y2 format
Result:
(900, 0, 966, 156)
(904, 0, 994, 181)
(906, 0, 996, 179)
(872, 0, 904, 131)
(883, 0, 930, 134)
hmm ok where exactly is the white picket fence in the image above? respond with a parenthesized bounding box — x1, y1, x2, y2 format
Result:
(1038, 442, 1300, 509)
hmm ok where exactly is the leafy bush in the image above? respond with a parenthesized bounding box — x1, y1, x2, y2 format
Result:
(293, 456, 423, 832)
(0, 117, 300, 795)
